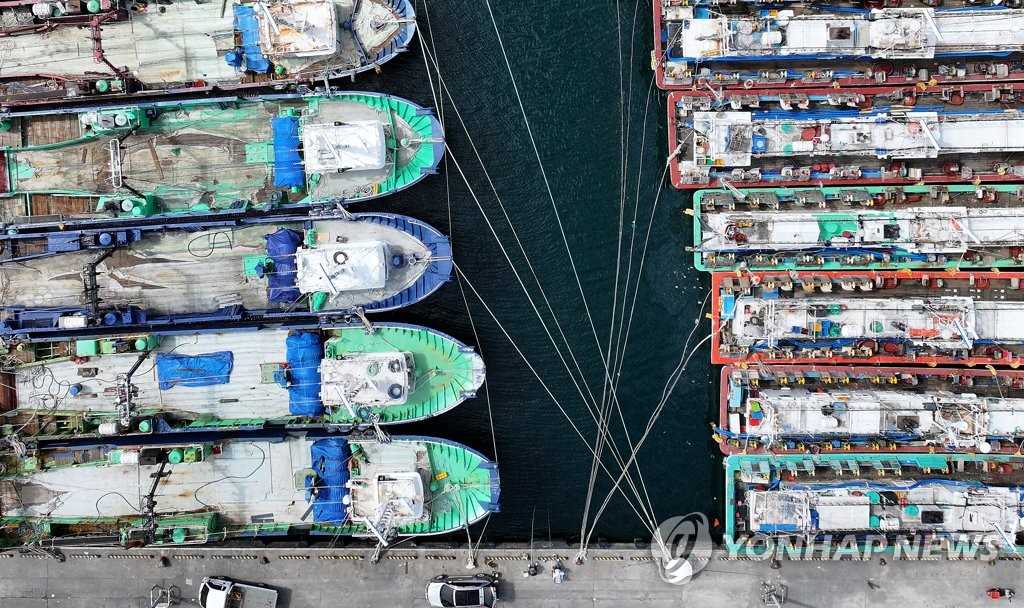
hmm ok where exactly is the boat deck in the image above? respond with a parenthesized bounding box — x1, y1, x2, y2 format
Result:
(2, 322, 484, 437)
(0, 96, 418, 222)
(14, 331, 292, 420)
(0, 216, 432, 315)
(673, 107, 1024, 188)
(7, 104, 279, 206)
(726, 452, 1024, 548)
(654, 0, 1024, 89)
(0, 435, 499, 540)
(746, 483, 1023, 539)
(1, 439, 312, 526)
(1, 2, 237, 85)
(717, 364, 1024, 454)
(0, 0, 401, 86)
(712, 271, 1024, 365)
(693, 185, 1024, 271)
(696, 185, 1024, 212)
(668, 8, 1024, 61)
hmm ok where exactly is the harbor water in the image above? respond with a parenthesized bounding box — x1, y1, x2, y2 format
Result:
(348, 0, 715, 541)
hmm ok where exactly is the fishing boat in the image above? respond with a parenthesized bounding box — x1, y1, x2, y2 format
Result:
(670, 106, 1024, 188)
(691, 184, 1024, 272)
(672, 8, 1024, 61)
(0, 432, 500, 547)
(0, 0, 416, 107)
(653, 0, 1024, 89)
(0, 321, 484, 440)
(655, 50, 1024, 91)
(715, 364, 1024, 454)
(726, 452, 1024, 554)
(670, 82, 1024, 117)
(0, 212, 453, 338)
(667, 104, 1024, 188)
(711, 270, 1024, 366)
(0, 92, 443, 226)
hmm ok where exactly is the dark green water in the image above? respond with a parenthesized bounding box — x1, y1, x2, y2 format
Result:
(350, 0, 715, 542)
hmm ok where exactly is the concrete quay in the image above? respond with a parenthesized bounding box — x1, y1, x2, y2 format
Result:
(0, 543, 1020, 607)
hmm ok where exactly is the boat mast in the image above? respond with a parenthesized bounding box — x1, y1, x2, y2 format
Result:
(83, 248, 116, 319)
(115, 351, 151, 429)
(138, 459, 170, 546)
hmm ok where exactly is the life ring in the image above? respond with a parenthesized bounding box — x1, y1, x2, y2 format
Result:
(355, 406, 372, 420)
(743, 79, 755, 90)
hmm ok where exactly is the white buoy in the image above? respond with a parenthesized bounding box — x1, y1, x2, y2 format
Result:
(31, 2, 54, 17)
(118, 451, 140, 465)
(97, 422, 121, 436)
(841, 324, 863, 338)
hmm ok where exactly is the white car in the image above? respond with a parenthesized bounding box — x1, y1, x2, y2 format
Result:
(198, 577, 278, 608)
(425, 574, 499, 607)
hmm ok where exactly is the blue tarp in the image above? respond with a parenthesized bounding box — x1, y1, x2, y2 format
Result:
(156, 352, 233, 390)
(309, 437, 351, 524)
(231, 5, 271, 73)
(286, 331, 324, 416)
(265, 229, 302, 303)
(272, 116, 305, 188)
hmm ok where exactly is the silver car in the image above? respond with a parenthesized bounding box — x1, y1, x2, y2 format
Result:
(425, 574, 499, 608)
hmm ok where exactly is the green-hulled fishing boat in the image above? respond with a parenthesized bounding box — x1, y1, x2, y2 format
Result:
(0, 433, 500, 547)
(0, 322, 484, 440)
(0, 91, 443, 228)
(692, 184, 1024, 272)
